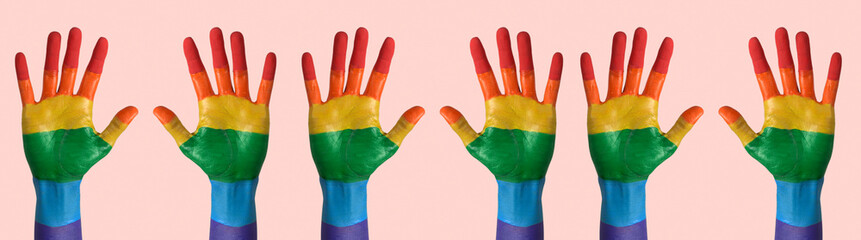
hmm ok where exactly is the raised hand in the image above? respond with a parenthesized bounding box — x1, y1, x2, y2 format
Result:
(440, 27, 562, 240)
(16, 27, 138, 240)
(719, 28, 841, 240)
(153, 27, 276, 240)
(580, 28, 702, 239)
(302, 27, 424, 239)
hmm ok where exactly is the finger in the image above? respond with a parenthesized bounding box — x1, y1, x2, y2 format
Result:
(580, 52, 600, 105)
(256, 52, 276, 106)
(231, 31, 250, 99)
(821, 53, 841, 105)
(543, 52, 563, 106)
(344, 27, 368, 95)
(183, 37, 215, 100)
(302, 52, 323, 105)
(210, 28, 234, 95)
(386, 106, 425, 146)
(517, 31, 537, 99)
(497, 28, 520, 95)
(15, 53, 36, 105)
(664, 106, 703, 146)
(328, 32, 347, 100)
(642, 37, 673, 100)
(749, 37, 780, 100)
(99, 106, 138, 146)
(41, 32, 61, 100)
(470, 37, 501, 100)
(607, 31, 626, 99)
(153, 106, 193, 146)
(795, 32, 815, 99)
(623, 27, 646, 95)
(364, 37, 394, 101)
(77, 37, 107, 100)
(775, 28, 799, 95)
(440, 106, 479, 146)
(718, 106, 757, 146)
(57, 27, 82, 95)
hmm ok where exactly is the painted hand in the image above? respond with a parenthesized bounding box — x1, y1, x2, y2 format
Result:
(302, 28, 425, 183)
(440, 28, 563, 183)
(581, 28, 703, 183)
(17, 27, 138, 183)
(154, 28, 276, 182)
(719, 28, 841, 183)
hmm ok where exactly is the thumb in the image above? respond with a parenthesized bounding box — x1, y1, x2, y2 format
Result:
(664, 106, 704, 146)
(718, 106, 758, 145)
(386, 106, 425, 146)
(153, 106, 193, 146)
(440, 106, 479, 146)
(100, 106, 138, 146)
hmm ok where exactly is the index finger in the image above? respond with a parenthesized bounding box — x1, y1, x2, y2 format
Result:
(470, 37, 501, 100)
(183, 37, 215, 100)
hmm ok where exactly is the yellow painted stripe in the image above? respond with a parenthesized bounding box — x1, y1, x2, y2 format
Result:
(484, 95, 556, 134)
(664, 117, 692, 146)
(99, 118, 129, 146)
(450, 117, 479, 146)
(587, 95, 660, 134)
(164, 117, 192, 146)
(386, 117, 415, 146)
(763, 95, 834, 134)
(198, 95, 270, 134)
(730, 116, 758, 146)
(22, 95, 95, 134)
(309, 95, 382, 134)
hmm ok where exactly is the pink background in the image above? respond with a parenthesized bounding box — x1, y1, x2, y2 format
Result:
(1, 0, 860, 239)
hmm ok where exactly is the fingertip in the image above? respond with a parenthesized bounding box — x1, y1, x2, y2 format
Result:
(332, 32, 348, 71)
(183, 38, 205, 74)
(470, 37, 491, 74)
(610, 31, 627, 71)
(580, 52, 594, 80)
(828, 52, 842, 81)
(230, 31, 248, 71)
(748, 37, 770, 74)
(63, 27, 83, 69)
(439, 106, 463, 124)
(209, 27, 223, 38)
(373, 37, 395, 74)
(263, 52, 277, 80)
(403, 106, 425, 124)
(87, 37, 109, 74)
(683, 106, 704, 124)
(117, 106, 139, 124)
(302, 52, 316, 80)
(775, 28, 794, 69)
(796, 32, 812, 71)
(349, 27, 369, 69)
(15, 52, 29, 80)
(718, 106, 740, 124)
(152, 106, 176, 124)
(628, 27, 647, 69)
(652, 37, 674, 74)
(550, 52, 563, 81)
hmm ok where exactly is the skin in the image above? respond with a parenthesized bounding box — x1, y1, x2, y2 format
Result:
(16, 27, 138, 238)
(580, 28, 703, 240)
(302, 27, 425, 239)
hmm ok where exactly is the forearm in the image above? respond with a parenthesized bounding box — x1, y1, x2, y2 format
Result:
(598, 178, 647, 240)
(34, 178, 83, 240)
(320, 178, 369, 240)
(774, 179, 823, 240)
(496, 179, 544, 240)
(210, 179, 258, 240)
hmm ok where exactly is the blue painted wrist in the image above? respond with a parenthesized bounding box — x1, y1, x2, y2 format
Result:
(775, 179, 823, 227)
(598, 178, 647, 227)
(34, 178, 82, 227)
(497, 179, 544, 227)
(320, 178, 368, 228)
(211, 179, 258, 228)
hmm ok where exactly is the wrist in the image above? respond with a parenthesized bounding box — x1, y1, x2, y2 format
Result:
(320, 178, 368, 228)
(775, 178, 823, 227)
(34, 178, 82, 227)
(598, 178, 647, 227)
(497, 179, 544, 227)
(210, 178, 258, 228)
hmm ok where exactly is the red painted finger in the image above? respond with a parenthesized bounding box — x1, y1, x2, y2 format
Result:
(795, 31, 815, 99)
(57, 27, 82, 95)
(821, 53, 841, 105)
(517, 31, 537, 99)
(496, 28, 520, 95)
(210, 28, 234, 95)
(542, 52, 563, 106)
(364, 37, 394, 101)
(231, 31, 250, 99)
(749, 37, 780, 100)
(328, 32, 347, 100)
(42, 32, 61, 100)
(77, 37, 108, 100)
(470, 37, 501, 100)
(256, 52, 276, 106)
(344, 27, 368, 95)
(607, 31, 626, 99)
(642, 37, 673, 100)
(775, 27, 799, 95)
(302, 52, 322, 105)
(183, 37, 214, 100)
(16, 53, 36, 105)
(623, 27, 646, 95)
(580, 52, 600, 105)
